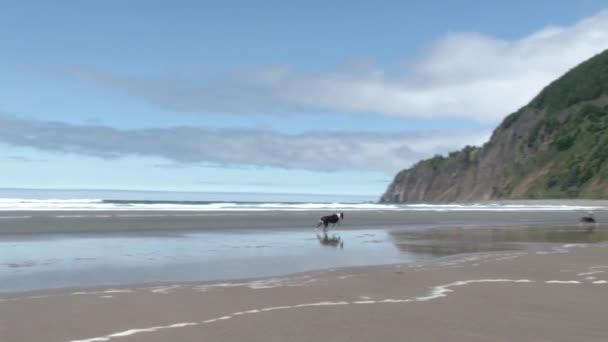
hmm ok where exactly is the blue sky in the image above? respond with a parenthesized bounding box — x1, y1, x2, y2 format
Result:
(1, 1, 608, 198)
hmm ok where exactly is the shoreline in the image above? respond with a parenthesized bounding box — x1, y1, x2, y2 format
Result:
(0, 246, 521, 297)
(0, 231, 602, 296)
(2, 241, 607, 341)
(3, 214, 607, 294)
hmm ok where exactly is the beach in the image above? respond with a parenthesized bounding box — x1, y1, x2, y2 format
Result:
(1, 239, 607, 341)
(5, 2, 608, 341)
(0, 207, 605, 234)
(1, 206, 608, 341)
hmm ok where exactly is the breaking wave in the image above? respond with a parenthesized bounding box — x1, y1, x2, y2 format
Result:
(0, 198, 605, 212)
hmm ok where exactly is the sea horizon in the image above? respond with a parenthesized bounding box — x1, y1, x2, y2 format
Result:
(0, 187, 378, 204)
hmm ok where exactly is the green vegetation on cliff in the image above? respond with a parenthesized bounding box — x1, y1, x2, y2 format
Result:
(532, 50, 608, 112)
(519, 103, 608, 198)
(382, 49, 608, 202)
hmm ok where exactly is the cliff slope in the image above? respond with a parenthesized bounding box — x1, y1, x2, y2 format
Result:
(381, 49, 608, 202)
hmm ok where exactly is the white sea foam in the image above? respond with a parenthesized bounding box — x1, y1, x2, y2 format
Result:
(149, 285, 181, 294)
(193, 276, 317, 292)
(545, 280, 581, 284)
(562, 244, 586, 249)
(260, 306, 291, 312)
(103, 289, 134, 294)
(0, 197, 605, 212)
(67, 278, 533, 342)
(578, 271, 604, 276)
(415, 279, 533, 302)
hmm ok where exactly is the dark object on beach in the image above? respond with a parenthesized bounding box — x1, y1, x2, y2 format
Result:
(580, 212, 596, 223)
(317, 212, 344, 231)
(317, 233, 344, 248)
(579, 212, 598, 231)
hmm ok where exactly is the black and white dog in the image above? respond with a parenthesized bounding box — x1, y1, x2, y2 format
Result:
(317, 212, 344, 231)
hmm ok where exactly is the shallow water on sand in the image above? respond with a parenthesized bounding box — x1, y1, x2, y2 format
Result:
(1, 226, 607, 293)
(0, 229, 409, 293)
(389, 226, 608, 256)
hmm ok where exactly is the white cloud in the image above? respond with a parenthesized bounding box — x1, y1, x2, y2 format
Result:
(55, 10, 608, 122)
(0, 113, 489, 174)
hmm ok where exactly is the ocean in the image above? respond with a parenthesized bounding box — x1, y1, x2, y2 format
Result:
(0, 187, 605, 211)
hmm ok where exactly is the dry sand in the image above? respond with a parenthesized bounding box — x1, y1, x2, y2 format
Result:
(1, 241, 607, 341)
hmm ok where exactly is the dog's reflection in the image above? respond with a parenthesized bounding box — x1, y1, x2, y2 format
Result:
(316, 232, 344, 248)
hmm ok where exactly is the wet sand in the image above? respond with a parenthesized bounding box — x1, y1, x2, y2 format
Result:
(3, 220, 608, 293)
(1, 241, 607, 342)
(0, 209, 604, 234)
(0, 228, 411, 293)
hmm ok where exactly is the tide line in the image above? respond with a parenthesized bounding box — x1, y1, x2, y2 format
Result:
(68, 278, 533, 342)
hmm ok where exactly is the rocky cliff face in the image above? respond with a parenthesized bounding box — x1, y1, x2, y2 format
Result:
(381, 50, 608, 203)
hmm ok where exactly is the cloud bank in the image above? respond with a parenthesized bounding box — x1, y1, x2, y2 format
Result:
(58, 10, 608, 122)
(0, 114, 489, 174)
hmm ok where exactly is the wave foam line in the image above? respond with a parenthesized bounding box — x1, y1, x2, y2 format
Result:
(545, 280, 581, 284)
(578, 270, 604, 276)
(1, 197, 606, 212)
(67, 279, 532, 342)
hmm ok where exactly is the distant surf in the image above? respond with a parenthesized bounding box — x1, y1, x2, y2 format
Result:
(0, 198, 605, 211)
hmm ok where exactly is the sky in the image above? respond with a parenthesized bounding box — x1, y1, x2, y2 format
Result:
(1, 0, 608, 198)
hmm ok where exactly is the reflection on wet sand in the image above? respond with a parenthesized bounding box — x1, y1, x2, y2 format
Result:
(389, 226, 608, 257)
(4, 224, 607, 293)
(316, 232, 344, 248)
